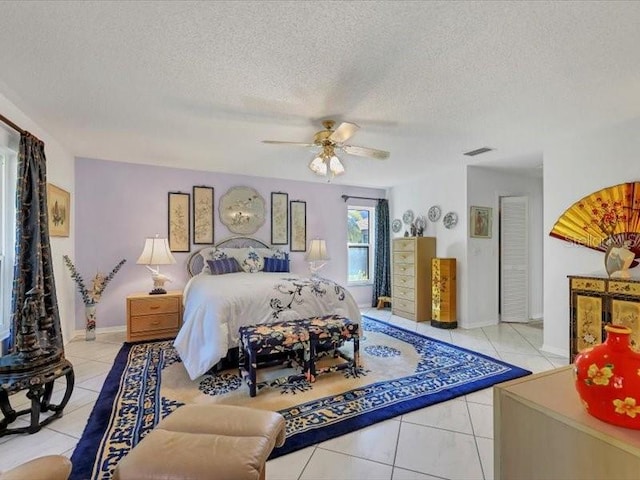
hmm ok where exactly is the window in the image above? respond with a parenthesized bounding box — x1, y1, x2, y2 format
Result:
(347, 206, 375, 283)
(0, 135, 17, 342)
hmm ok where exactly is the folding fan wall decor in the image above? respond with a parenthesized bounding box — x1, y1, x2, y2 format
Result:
(550, 182, 640, 275)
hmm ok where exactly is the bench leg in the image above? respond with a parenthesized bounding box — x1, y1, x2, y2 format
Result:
(249, 349, 257, 397)
(352, 335, 360, 376)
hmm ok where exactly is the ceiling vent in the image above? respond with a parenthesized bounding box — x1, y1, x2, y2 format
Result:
(463, 147, 494, 157)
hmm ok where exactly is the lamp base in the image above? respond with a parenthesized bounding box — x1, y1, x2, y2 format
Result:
(149, 288, 167, 295)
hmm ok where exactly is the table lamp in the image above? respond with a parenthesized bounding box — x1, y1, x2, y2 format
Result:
(306, 239, 329, 276)
(136, 235, 176, 294)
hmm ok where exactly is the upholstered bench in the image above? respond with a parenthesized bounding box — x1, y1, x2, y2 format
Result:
(305, 315, 360, 381)
(239, 320, 312, 397)
(113, 404, 286, 480)
(239, 315, 359, 397)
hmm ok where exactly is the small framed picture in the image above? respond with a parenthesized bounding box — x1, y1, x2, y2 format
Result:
(470, 206, 492, 239)
(46, 183, 70, 237)
(168, 192, 191, 252)
(290, 200, 307, 252)
(271, 192, 289, 245)
(193, 186, 214, 244)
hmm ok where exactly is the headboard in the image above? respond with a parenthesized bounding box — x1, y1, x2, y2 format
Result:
(187, 236, 272, 277)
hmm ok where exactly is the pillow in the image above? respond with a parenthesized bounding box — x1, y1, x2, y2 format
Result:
(200, 248, 229, 274)
(240, 246, 264, 273)
(263, 256, 290, 273)
(207, 258, 242, 275)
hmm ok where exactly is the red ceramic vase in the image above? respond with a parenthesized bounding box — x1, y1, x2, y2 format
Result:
(574, 325, 640, 429)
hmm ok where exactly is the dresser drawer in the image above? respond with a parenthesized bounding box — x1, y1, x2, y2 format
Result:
(394, 275, 414, 288)
(393, 287, 415, 301)
(570, 278, 605, 293)
(130, 312, 180, 334)
(609, 281, 640, 296)
(393, 239, 416, 252)
(392, 297, 416, 314)
(394, 251, 415, 264)
(393, 263, 415, 276)
(129, 296, 180, 316)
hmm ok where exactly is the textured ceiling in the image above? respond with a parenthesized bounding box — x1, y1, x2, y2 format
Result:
(0, 1, 639, 188)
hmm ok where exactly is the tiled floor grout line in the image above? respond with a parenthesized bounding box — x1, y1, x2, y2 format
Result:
(297, 445, 317, 480)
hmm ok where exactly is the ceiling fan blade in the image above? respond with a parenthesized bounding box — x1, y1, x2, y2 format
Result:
(328, 122, 359, 143)
(262, 141, 317, 147)
(342, 144, 390, 160)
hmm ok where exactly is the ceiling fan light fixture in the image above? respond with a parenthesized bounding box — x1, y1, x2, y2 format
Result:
(329, 155, 345, 176)
(309, 155, 328, 176)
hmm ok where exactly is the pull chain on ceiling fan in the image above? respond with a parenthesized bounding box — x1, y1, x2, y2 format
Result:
(263, 120, 390, 179)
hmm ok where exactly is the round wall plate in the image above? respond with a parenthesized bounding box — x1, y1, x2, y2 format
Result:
(428, 205, 441, 222)
(443, 212, 458, 229)
(392, 219, 402, 233)
(402, 209, 415, 225)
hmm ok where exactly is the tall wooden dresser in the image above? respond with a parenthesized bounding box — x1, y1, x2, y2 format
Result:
(431, 258, 457, 328)
(569, 274, 640, 361)
(392, 237, 436, 321)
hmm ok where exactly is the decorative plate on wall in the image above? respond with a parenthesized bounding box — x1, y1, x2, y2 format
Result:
(219, 186, 266, 234)
(402, 209, 415, 225)
(428, 205, 441, 222)
(392, 219, 402, 233)
(443, 212, 458, 229)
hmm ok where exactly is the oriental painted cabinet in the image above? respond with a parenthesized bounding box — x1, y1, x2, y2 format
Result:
(569, 275, 640, 360)
(431, 258, 457, 328)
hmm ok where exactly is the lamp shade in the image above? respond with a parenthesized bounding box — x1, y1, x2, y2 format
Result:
(136, 237, 176, 265)
(306, 239, 330, 262)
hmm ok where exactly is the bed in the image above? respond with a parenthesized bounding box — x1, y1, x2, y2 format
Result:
(174, 237, 362, 380)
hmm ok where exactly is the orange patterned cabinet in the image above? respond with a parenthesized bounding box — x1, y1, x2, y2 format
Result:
(569, 275, 640, 360)
(392, 237, 436, 321)
(431, 258, 457, 329)
(126, 291, 183, 342)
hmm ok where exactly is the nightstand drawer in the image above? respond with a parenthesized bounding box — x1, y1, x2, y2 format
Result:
(129, 296, 180, 316)
(130, 312, 180, 334)
(127, 291, 183, 342)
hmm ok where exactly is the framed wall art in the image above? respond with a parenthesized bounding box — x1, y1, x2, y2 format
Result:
(219, 186, 266, 235)
(290, 200, 307, 252)
(271, 192, 289, 245)
(470, 206, 492, 239)
(168, 192, 191, 252)
(46, 183, 70, 237)
(193, 186, 214, 244)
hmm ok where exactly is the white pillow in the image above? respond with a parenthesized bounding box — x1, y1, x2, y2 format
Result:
(239, 246, 264, 273)
(199, 248, 229, 274)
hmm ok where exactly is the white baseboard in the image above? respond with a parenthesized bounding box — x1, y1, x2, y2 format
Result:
(70, 325, 126, 341)
(530, 313, 543, 321)
(541, 343, 569, 358)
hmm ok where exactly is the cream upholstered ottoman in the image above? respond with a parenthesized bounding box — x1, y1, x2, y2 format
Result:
(0, 455, 71, 480)
(113, 404, 286, 480)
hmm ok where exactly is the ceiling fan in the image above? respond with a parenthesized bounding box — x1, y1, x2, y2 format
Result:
(262, 120, 390, 178)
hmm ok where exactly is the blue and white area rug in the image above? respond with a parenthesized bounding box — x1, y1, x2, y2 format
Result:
(70, 316, 530, 479)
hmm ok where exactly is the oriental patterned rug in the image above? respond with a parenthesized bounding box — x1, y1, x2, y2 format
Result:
(70, 316, 530, 479)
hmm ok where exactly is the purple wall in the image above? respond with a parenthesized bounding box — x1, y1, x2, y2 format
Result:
(74, 157, 385, 330)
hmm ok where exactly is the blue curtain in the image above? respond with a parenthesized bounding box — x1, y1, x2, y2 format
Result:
(372, 199, 391, 306)
(9, 133, 63, 353)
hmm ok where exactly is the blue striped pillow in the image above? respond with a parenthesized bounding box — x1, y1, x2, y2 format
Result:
(263, 256, 290, 273)
(207, 258, 242, 275)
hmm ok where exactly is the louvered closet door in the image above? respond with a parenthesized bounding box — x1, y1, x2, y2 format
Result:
(500, 196, 529, 323)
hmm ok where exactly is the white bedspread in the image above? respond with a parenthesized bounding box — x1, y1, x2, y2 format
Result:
(174, 272, 362, 379)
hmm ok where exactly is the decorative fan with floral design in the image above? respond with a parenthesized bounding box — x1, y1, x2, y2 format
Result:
(550, 182, 640, 267)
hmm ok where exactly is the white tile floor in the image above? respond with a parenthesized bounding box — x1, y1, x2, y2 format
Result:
(0, 309, 568, 479)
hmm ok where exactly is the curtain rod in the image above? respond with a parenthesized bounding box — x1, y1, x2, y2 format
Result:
(0, 113, 25, 135)
(341, 194, 384, 202)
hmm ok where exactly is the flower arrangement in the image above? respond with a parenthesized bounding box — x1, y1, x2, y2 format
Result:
(63, 255, 126, 306)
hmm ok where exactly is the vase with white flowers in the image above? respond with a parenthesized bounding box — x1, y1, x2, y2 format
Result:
(63, 256, 126, 341)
